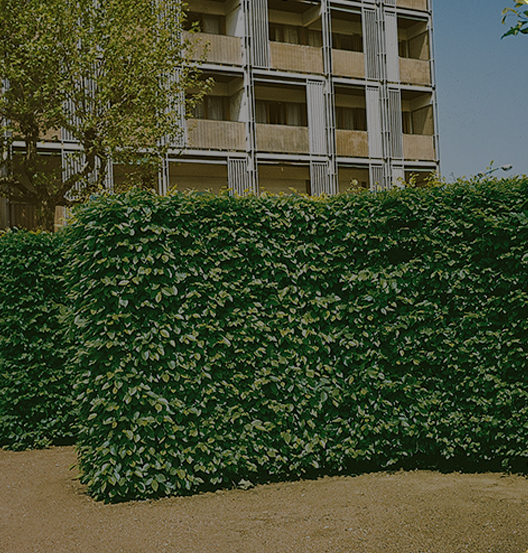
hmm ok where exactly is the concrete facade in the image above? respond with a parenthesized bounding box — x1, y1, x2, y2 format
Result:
(171, 0, 439, 194)
(3, 0, 440, 227)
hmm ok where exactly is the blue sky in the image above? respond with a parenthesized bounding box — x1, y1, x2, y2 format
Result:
(432, 0, 527, 180)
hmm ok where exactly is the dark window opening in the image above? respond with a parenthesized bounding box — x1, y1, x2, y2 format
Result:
(185, 12, 226, 35)
(336, 107, 367, 131)
(255, 100, 308, 126)
(192, 96, 230, 121)
(269, 24, 323, 47)
(332, 33, 363, 52)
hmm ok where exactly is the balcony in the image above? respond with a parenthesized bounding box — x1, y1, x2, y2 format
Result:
(183, 31, 243, 66)
(336, 130, 369, 157)
(256, 124, 309, 154)
(332, 50, 365, 79)
(403, 134, 435, 161)
(187, 120, 246, 151)
(270, 43, 323, 75)
(400, 58, 431, 86)
(397, 0, 429, 11)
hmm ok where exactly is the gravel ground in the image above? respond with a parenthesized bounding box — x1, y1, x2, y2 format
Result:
(1, 446, 528, 553)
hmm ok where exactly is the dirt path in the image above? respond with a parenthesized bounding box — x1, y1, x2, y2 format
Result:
(1, 446, 528, 553)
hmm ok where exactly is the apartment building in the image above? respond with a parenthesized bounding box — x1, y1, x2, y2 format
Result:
(161, 0, 439, 195)
(1, 0, 439, 229)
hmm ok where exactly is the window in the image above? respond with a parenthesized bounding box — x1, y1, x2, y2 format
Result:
(335, 107, 367, 131)
(332, 33, 363, 52)
(192, 96, 230, 121)
(269, 24, 322, 47)
(255, 101, 307, 126)
(185, 12, 226, 35)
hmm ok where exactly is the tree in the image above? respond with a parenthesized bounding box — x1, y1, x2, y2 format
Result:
(502, 0, 528, 37)
(0, 0, 209, 230)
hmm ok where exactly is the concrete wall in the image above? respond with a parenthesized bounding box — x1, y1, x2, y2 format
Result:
(256, 124, 310, 154)
(270, 43, 323, 75)
(403, 134, 435, 161)
(337, 167, 370, 193)
(183, 31, 243, 66)
(396, 0, 429, 11)
(333, 51, 365, 79)
(258, 164, 310, 195)
(400, 58, 431, 86)
(169, 161, 229, 193)
(187, 120, 246, 151)
(336, 131, 369, 157)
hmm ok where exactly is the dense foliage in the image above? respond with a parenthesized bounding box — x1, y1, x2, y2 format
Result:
(0, 0, 208, 230)
(0, 230, 75, 449)
(64, 179, 528, 503)
(502, 0, 528, 37)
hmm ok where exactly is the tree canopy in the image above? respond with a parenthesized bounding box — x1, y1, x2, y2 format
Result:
(0, 0, 208, 230)
(502, 0, 528, 37)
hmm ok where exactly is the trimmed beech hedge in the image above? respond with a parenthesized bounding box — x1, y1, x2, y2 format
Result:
(0, 230, 75, 450)
(64, 179, 528, 503)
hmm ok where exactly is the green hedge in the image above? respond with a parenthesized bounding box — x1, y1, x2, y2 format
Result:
(65, 179, 528, 503)
(0, 230, 75, 450)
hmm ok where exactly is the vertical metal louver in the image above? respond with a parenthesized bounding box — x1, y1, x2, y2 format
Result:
(320, 0, 332, 75)
(384, 11, 399, 83)
(307, 80, 327, 155)
(249, 0, 269, 68)
(1, 79, 11, 176)
(62, 86, 83, 143)
(369, 164, 385, 191)
(310, 161, 330, 196)
(62, 60, 100, 141)
(363, 7, 379, 79)
(164, 67, 186, 149)
(319, 0, 337, 196)
(157, 0, 186, 149)
(62, 151, 86, 201)
(158, 156, 170, 196)
(170, 0, 186, 148)
(387, 87, 403, 159)
(391, 164, 405, 187)
(228, 157, 255, 195)
(384, 0, 397, 6)
(105, 158, 115, 192)
(62, 151, 114, 200)
(376, 6, 387, 83)
(366, 85, 383, 159)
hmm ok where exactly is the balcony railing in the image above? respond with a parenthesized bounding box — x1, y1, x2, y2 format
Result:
(183, 31, 243, 66)
(187, 120, 246, 151)
(403, 134, 435, 161)
(336, 130, 369, 157)
(399, 58, 431, 86)
(396, 0, 429, 11)
(332, 50, 365, 79)
(270, 42, 324, 74)
(256, 124, 310, 153)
